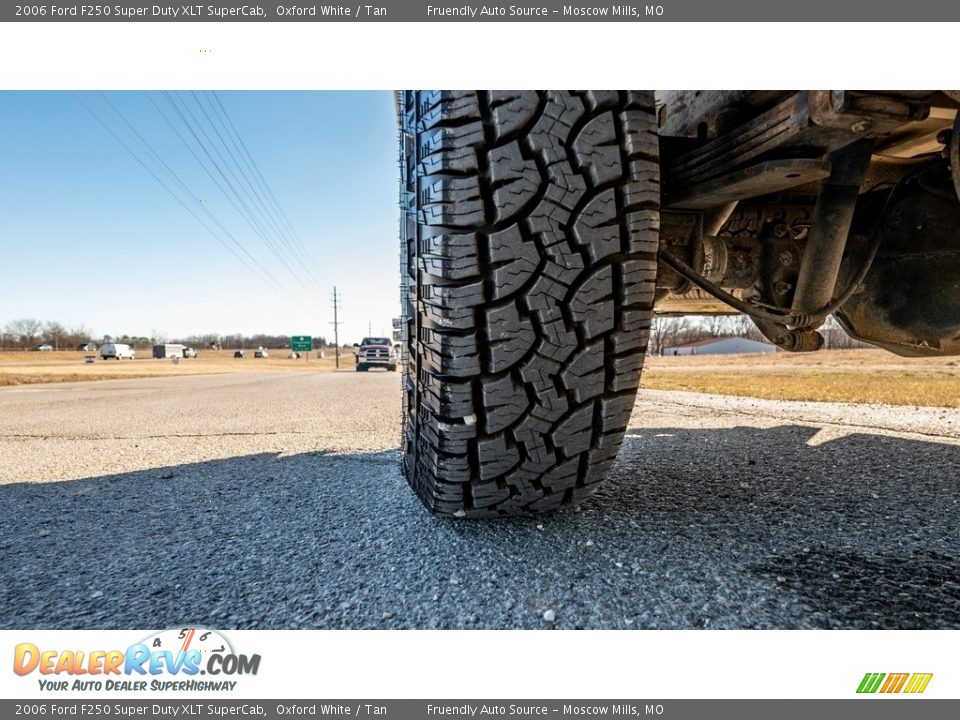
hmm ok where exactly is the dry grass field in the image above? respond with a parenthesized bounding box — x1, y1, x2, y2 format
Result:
(642, 348, 960, 408)
(0, 348, 359, 385)
(2, 346, 958, 408)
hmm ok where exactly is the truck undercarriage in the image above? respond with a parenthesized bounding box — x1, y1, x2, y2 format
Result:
(397, 91, 960, 516)
(655, 90, 960, 356)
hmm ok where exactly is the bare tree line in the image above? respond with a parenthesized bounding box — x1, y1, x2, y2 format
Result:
(4, 313, 866, 354)
(1, 318, 330, 351)
(1, 319, 96, 351)
(647, 314, 871, 355)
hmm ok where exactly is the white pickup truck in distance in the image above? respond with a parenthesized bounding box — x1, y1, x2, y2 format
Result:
(355, 337, 397, 372)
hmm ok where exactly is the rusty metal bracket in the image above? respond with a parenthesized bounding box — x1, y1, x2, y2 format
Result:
(664, 91, 932, 201)
(808, 91, 929, 135)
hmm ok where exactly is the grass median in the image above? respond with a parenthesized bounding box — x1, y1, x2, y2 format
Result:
(0, 349, 350, 386)
(641, 349, 960, 408)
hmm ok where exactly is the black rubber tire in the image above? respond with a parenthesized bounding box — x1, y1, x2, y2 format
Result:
(399, 91, 660, 517)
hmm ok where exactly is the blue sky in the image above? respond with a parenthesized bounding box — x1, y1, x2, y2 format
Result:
(0, 91, 399, 343)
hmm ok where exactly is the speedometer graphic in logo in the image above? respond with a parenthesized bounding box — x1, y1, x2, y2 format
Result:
(131, 626, 259, 678)
(142, 627, 233, 660)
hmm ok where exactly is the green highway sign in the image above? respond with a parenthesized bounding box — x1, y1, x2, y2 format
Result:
(291, 335, 312, 351)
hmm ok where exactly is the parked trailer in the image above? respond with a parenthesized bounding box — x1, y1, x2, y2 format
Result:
(152, 344, 186, 359)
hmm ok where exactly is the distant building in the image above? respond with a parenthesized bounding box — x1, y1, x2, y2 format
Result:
(663, 336, 776, 356)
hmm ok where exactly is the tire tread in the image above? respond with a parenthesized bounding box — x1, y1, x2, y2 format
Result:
(401, 90, 660, 517)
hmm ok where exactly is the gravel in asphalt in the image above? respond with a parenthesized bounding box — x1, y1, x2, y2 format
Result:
(1, 372, 958, 629)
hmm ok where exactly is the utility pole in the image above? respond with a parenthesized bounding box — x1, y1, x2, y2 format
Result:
(331, 286, 342, 369)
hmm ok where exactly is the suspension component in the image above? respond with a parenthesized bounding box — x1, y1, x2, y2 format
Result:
(789, 140, 873, 331)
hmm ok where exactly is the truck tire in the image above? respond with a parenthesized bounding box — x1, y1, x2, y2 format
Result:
(399, 91, 660, 517)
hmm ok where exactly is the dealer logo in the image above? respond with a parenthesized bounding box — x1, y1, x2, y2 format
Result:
(13, 627, 260, 692)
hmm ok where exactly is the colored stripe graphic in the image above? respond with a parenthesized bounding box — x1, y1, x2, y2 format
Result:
(880, 673, 908, 693)
(857, 672, 933, 694)
(904, 673, 934, 694)
(857, 673, 885, 693)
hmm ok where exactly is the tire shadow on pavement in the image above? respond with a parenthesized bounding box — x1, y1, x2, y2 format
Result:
(1, 424, 958, 630)
(616, 425, 960, 629)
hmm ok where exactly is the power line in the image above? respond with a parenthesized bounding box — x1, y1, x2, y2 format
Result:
(188, 91, 310, 279)
(152, 91, 303, 285)
(196, 91, 320, 286)
(161, 91, 320, 297)
(72, 92, 314, 314)
(186, 90, 322, 294)
(209, 91, 321, 283)
(97, 93, 300, 303)
(205, 92, 308, 256)
(165, 91, 315, 294)
(73, 93, 257, 276)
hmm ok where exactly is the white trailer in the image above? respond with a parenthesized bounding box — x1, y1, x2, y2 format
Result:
(152, 344, 186, 359)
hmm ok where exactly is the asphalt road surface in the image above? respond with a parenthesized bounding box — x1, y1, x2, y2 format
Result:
(1, 371, 958, 629)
